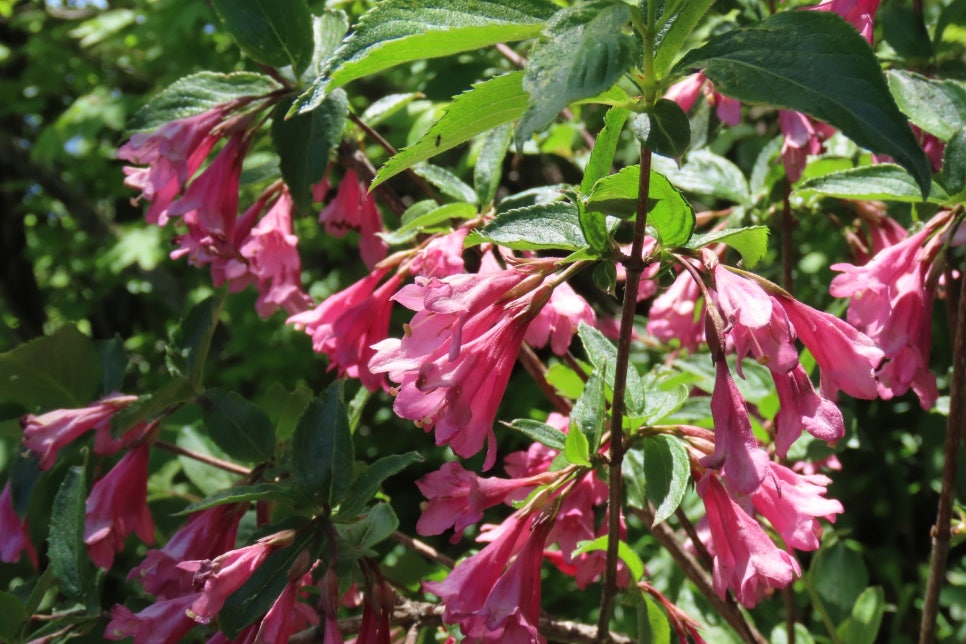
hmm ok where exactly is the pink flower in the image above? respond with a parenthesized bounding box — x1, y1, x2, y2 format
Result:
(701, 361, 769, 495)
(698, 474, 800, 607)
(85, 443, 155, 569)
(178, 538, 278, 624)
(118, 108, 227, 226)
(808, 0, 880, 44)
(239, 188, 313, 317)
(129, 504, 245, 599)
(752, 462, 843, 552)
(319, 168, 388, 269)
(779, 110, 835, 183)
(0, 482, 38, 567)
(369, 268, 551, 469)
(208, 577, 317, 644)
(411, 228, 469, 278)
(646, 268, 705, 351)
(665, 72, 741, 126)
(288, 268, 402, 392)
(524, 281, 596, 355)
(21, 392, 138, 470)
(773, 365, 845, 457)
(105, 594, 201, 644)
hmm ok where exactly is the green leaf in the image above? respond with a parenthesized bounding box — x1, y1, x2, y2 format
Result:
(293, 0, 557, 114)
(836, 586, 885, 644)
(211, 0, 313, 73)
(0, 325, 100, 410)
(638, 592, 672, 644)
(177, 483, 291, 514)
(593, 261, 617, 296)
(219, 526, 318, 638)
(111, 377, 195, 436)
(515, 1, 635, 147)
(585, 165, 695, 247)
(272, 89, 348, 212)
(374, 73, 528, 189)
(167, 293, 225, 386)
(177, 426, 238, 495)
(796, 164, 949, 204)
(199, 389, 275, 464)
(943, 127, 966, 195)
(881, 6, 933, 61)
(470, 201, 590, 251)
(381, 202, 477, 245)
(635, 382, 689, 425)
(623, 448, 647, 509)
(475, 123, 514, 207)
(811, 541, 869, 625)
(48, 467, 92, 598)
(261, 383, 314, 442)
(338, 502, 398, 554)
(581, 106, 630, 193)
(887, 71, 966, 141)
(632, 99, 692, 163)
(577, 322, 646, 415)
(572, 369, 606, 453)
(653, 149, 750, 204)
(545, 362, 586, 399)
(502, 419, 567, 451)
(362, 92, 424, 128)
(563, 421, 592, 467)
(128, 71, 280, 133)
(301, 10, 350, 82)
(579, 203, 611, 255)
(676, 11, 931, 197)
(95, 336, 127, 396)
(642, 434, 690, 525)
(337, 451, 423, 520)
(687, 226, 770, 269)
(291, 383, 354, 505)
(412, 163, 477, 204)
(573, 535, 645, 583)
(0, 592, 26, 644)
(652, 0, 717, 78)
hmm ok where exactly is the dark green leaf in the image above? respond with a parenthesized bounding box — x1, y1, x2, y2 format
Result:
(593, 261, 617, 296)
(337, 452, 423, 520)
(836, 586, 885, 644)
(642, 434, 690, 525)
(572, 535, 645, 582)
(632, 99, 692, 163)
(198, 389, 275, 463)
(374, 73, 528, 189)
(475, 123, 514, 207)
(579, 204, 611, 255)
(177, 483, 291, 515)
(128, 72, 280, 133)
(676, 11, 931, 197)
(0, 592, 26, 643)
(623, 448, 647, 509)
(167, 293, 225, 386)
(177, 426, 238, 495)
(581, 106, 630, 193)
(577, 322, 646, 415)
(687, 226, 769, 269)
(811, 541, 869, 625)
(211, 0, 313, 73)
(881, 6, 933, 60)
(337, 502, 398, 554)
(796, 164, 949, 204)
(301, 10, 350, 82)
(653, 149, 750, 204)
(0, 325, 100, 410)
(502, 419, 567, 451)
(272, 89, 348, 211)
(412, 163, 478, 204)
(652, 0, 716, 78)
(48, 467, 91, 599)
(261, 383, 314, 442)
(936, 0, 966, 47)
(470, 201, 590, 251)
(943, 127, 966, 195)
(291, 383, 354, 505)
(563, 420, 592, 467)
(111, 377, 195, 436)
(95, 336, 127, 397)
(572, 369, 606, 452)
(887, 71, 966, 141)
(516, 1, 635, 146)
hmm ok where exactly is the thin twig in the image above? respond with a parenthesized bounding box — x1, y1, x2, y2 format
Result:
(390, 531, 456, 569)
(154, 440, 251, 476)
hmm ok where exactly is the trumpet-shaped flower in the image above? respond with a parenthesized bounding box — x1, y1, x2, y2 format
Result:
(0, 482, 38, 567)
(319, 168, 388, 269)
(752, 462, 843, 552)
(773, 365, 845, 457)
(105, 594, 201, 644)
(665, 71, 741, 126)
(646, 268, 705, 351)
(524, 280, 596, 355)
(178, 539, 277, 624)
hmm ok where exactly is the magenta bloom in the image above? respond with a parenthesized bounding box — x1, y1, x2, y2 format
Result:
(289, 268, 402, 392)
(701, 361, 769, 495)
(129, 503, 245, 599)
(808, 0, 880, 43)
(207, 577, 317, 644)
(0, 482, 38, 567)
(698, 474, 800, 607)
(85, 443, 155, 569)
(524, 280, 596, 355)
(665, 71, 741, 126)
(646, 268, 705, 351)
(773, 365, 845, 457)
(179, 539, 276, 624)
(830, 225, 939, 408)
(21, 392, 138, 470)
(411, 227, 469, 278)
(105, 594, 201, 644)
(752, 462, 843, 552)
(779, 110, 835, 183)
(319, 168, 388, 269)
(370, 269, 551, 468)
(239, 188, 313, 317)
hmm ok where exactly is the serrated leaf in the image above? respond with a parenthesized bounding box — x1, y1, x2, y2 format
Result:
(676, 11, 931, 197)
(572, 369, 606, 452)
(475, 123, 514, 207)
(796, 164, 949, 204)
(167, 294, 224, 386)
(888, 71, 966, 141)
(0, 325, 100, 410)
(218, 525, 317, 638)
(177, 483, 291, 515)
(687, 226, 769, 269)
(943, 127, 966, 195)
(470, 201, 589, 251)
(48, 467, 91, 599)
(652, 0, 716, 78)
(374, 73, 528, 189)
(502, 419, 567, 451)
(337, 452, 423, 520)
(577, 322, 646, 415)
(581, 106, 630, 193)
(272, 89, 348, 211)
(211, 0, 313, 73)
(632, 99, 691, 162)
(572, 535, 645, 582)
(586, 165, 695, 247)
(199, 389, 275, 463)
(516, 1, 635, 146)
(291, 383, 354, 505)
(128, 72, 280, 133)
(642, 434, 690, 525)
(635, 383, 689, 425)
(302, 10, 350, 83)
(381, 202, 477, 246)
(563, 421, 592, 467)
(412, 163, 477, 204)
(653, 149, 750, 204)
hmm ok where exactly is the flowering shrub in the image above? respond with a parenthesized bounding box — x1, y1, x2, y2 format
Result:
(1, 1, 965, 642)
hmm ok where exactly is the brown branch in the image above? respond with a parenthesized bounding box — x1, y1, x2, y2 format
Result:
(154, 440, 251, 476)
(390, 531, 456, 569)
